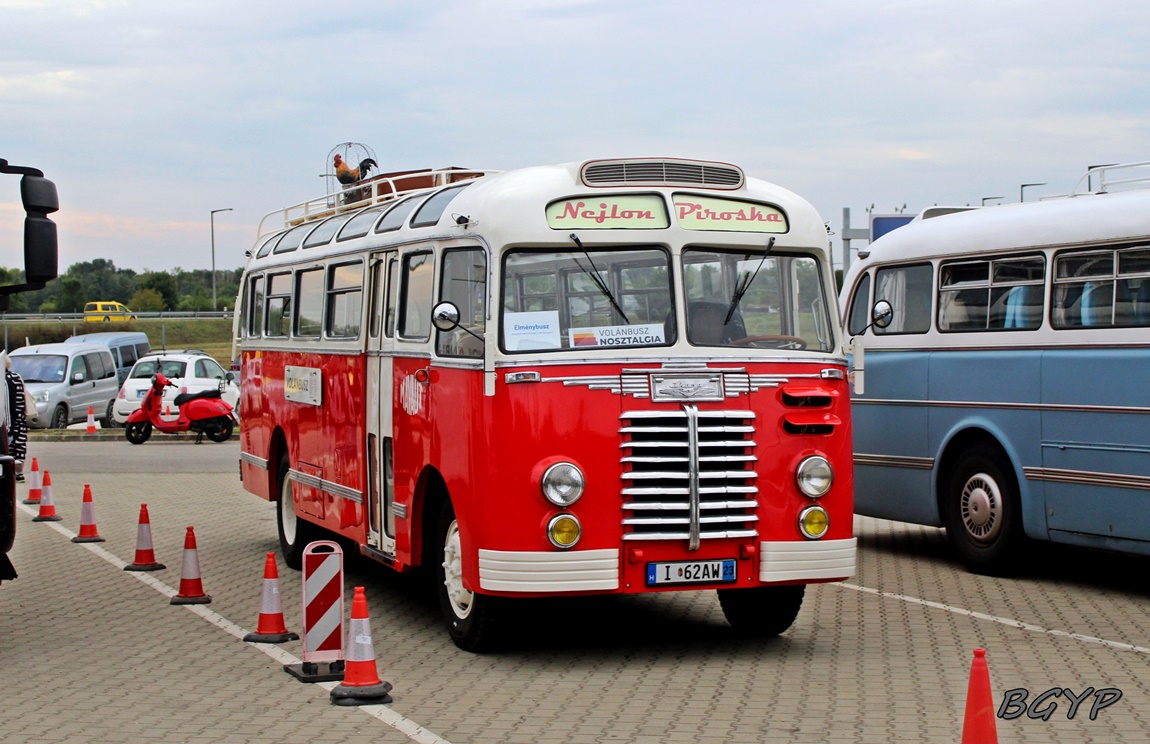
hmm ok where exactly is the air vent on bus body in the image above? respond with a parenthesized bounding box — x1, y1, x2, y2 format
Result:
(619, 408, 759, 547)
(581, 159, 744, 190)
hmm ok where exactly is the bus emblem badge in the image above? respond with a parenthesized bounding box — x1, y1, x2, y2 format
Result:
(400, 374, 424, 416)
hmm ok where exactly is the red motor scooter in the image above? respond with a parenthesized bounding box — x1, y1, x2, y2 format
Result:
(124, 372, 237, 444)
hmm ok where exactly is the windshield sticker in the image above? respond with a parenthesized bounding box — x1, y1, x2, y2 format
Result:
(504, 310, 563, 350)
(569, 324, 666, 347)
(546, 195, 669, 230)
(673, 195, 788, 233)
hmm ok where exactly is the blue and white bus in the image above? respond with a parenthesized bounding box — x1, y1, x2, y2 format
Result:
(839, 161, 1150, 574)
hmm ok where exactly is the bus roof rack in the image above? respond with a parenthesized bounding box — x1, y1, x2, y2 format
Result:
(1071, 161, 1150, 196)
(257, 166, 499, 239)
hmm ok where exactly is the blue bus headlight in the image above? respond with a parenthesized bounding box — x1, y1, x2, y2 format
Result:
(795, 456, 833, 498)
(541, 462, 585, 506)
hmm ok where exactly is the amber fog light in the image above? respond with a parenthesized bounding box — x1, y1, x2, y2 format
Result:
(547, 513, 582, 548)
(798, 506, 829, 539)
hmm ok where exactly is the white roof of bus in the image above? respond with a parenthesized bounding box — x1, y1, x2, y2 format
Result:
(249, 158, 832, 266)
(852, 187, 1150, 269)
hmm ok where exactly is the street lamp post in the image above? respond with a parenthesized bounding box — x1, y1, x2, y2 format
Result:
(210, 208, 233, 312)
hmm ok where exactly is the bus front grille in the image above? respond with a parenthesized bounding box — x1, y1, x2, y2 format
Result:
(619, 406, 759, 550)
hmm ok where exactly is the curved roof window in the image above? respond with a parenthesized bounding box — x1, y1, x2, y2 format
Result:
(272, 223, 313, 254)
(375, 195, 422, 233)
(255, 232, 283, 259)
(337, 205, 386, 242)
(410, 183, 473, 228)
(303, 212, 357, 248)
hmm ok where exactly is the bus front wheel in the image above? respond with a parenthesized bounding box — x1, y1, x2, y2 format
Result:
(942, 444, 1023, 575)
(717, 584, 805, 636)
(277, 453, 318, 570)
(435, 501, 500, 652)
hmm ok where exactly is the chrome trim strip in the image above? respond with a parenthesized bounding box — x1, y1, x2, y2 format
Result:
(240, 451, 268, 470)
(1024, 467, 1150, 491)
(759, 538, 857, 582)
(477, 548, 619, 592)
(854, 453, 935, 470)
(685, 404, 701, 552)
(853, 398, 1150, 416)
(288, 469, 364, 504)
(391, 502, 408, 518)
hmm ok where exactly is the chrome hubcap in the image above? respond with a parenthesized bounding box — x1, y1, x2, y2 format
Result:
(961, 473, 1002, 543)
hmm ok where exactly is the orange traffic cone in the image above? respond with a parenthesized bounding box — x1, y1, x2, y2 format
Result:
(71, 484, 106, 543)
(22, 457, 42, 505)
(85, 405, 97, 433)
(330, 586, 392, 706)
(31, 470, 62, 522)
(961, 648, 998, 743)
(170, 526, 211, 604)
(124, 504, 166, 571)
(243, 553, 299, 643)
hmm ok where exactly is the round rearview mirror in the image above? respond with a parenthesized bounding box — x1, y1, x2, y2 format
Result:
(871, 300, 894, 329)
(431, 301, 461, 332)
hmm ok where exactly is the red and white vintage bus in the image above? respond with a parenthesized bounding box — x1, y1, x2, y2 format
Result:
(235, 157, 856, 650)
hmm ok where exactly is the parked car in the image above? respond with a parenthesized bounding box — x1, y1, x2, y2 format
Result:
(83, 301, 136, 322)
(66, 331, 151, 385)
(9, 342, 120, 428)
(113, 350, 239, 424)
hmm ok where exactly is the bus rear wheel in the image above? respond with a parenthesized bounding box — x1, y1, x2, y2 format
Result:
(942, 443, 1023, 576)
(717, 584, 806, 637)
(277, 453, 318, 570)
(435, 501, 500, 652)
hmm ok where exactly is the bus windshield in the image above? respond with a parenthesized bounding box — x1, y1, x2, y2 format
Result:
(501, 247, 672, 352)
(683, 248, 834, 351)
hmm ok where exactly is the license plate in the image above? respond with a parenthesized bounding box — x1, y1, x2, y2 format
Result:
(646, 559, 737, 586)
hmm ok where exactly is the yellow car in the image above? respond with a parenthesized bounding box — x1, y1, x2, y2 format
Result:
(84, 301, 137, 322)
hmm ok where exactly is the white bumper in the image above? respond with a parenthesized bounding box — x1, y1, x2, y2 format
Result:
(478, 548, 620, 592)
(759, 538, 857, 583)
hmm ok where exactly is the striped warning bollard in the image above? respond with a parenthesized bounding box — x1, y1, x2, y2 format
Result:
(284, 541, 345, 682)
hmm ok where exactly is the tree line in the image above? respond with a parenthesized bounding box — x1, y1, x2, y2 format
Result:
(0, 259, 242, 313)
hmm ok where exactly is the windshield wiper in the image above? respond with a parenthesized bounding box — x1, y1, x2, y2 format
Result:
(725, 236, 775, 325)
(569, 233, 630, 324)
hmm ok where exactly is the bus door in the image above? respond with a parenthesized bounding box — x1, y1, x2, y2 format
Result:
(365, 250, 398, 556)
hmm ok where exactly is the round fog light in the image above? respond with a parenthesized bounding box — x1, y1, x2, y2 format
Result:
(796, 456, 833, 498)
(798, 505, 829, 539)
(542, 462, 585, 506)
(547, 513, 581, 548)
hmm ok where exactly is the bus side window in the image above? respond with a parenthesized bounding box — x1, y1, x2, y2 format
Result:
(326, 261, 364, 339)
(846, 272, 871, 335)
(436, 248, 486, 357)
(265, 273, 292, 337)
(874, 264, 932, 334)
(399, 252, 434, 340)
(385, 258, 398, 338)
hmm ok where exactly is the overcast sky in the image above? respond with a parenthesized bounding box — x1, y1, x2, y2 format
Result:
(3, 0, 1149, 276)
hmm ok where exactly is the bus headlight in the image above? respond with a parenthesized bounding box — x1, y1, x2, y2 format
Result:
(795, 456, 833, 498)
(541, 462, 585, 506)
(798, 506, 829, 539)
(547, 513, 581, 548)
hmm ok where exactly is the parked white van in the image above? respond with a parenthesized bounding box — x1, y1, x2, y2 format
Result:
(9, 342, 120, 428)
(66, 331, 151, 385)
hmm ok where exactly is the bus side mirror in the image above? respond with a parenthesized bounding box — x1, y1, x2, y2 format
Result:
(844, 300, 893, 395)
(21, 175, 59, 284)
(871, 300, 893, 329)
(431, 301, 461, 332)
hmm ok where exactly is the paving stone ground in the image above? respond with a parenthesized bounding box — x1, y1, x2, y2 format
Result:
(3, 440, 1149, 743)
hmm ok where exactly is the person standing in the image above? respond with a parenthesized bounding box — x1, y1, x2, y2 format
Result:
(5, 354, 28, 481)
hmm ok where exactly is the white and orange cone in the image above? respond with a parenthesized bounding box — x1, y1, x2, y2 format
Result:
(170, 526, 211, 604)
(330, 586, 392, 706)
(31, 470, 62, 522)
(124, 503, 166, 571)
(22, 457, 42, 505)
(85, 405, 97, 434)
(71, 484, 106, 543)
(243, 553, 299, 643)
